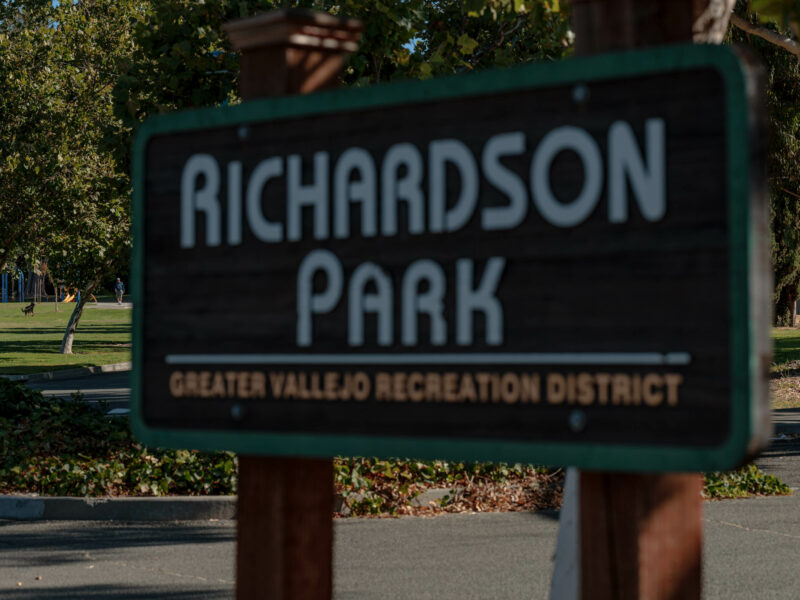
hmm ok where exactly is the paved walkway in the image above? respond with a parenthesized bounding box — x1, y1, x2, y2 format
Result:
(7, 369, 800, 598)
(755, 436, 800, 489)
(772, 408, 800, 434)
(2, 495, 799, 599)
(25, 372, 131, 413)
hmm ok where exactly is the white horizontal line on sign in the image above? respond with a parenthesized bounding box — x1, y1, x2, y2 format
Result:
(164, 352, 692, 366)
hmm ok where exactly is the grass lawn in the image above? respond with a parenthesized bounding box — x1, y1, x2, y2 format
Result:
(0, 301, 131, 375)
(772, 328, 800, 369)
(771, 328, 800, 409)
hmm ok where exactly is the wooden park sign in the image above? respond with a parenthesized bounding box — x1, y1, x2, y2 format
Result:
(131, 43, 770, 472)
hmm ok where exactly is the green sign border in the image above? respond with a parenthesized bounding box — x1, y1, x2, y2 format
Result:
(131, 43, 761, 472)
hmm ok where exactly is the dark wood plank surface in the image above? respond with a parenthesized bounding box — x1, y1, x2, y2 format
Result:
(139, 66, 746, 449)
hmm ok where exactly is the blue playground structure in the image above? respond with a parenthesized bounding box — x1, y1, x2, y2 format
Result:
(0, 270, 24, 303)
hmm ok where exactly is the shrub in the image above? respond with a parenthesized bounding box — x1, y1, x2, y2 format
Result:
(0, 378, 236, 496)
(703, 464, 792, 499)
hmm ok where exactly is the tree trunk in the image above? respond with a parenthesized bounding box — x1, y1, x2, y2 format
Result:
(60, 278, 100, 354)
(47, 271, 59, 312)
(776, 278, 800, 325)
(569, 0, 707, 54)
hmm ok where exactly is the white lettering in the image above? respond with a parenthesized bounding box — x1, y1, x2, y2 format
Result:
(531, 126, 603, 227)
(456, 258, 506, 346)
(348, 263, 393, 346)
(481, 132, 528, 231)
(401, 259, 447, 346)
(334, 148, 377, 239)
(429, 139, 479, 233)
(180, 154, 221, 248)
(296, 250, 343, 346)
(246, 157, 284, 242)
(227, 161, 243, 245)
(381, 143, 425, 236)
(608, 119, 666, 223)
(287, 152, 329, 241)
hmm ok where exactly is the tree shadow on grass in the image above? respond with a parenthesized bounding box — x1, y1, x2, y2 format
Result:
(0, 341, 130, 356)
(0, 328, 132, 360)
(0, 325, 131, 337)
(773, 333, 800, 368)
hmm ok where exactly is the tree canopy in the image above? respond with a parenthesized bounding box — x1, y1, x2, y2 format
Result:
(729, 0, 800, 322)
(111, 0, 570, 171)
(0, 0, 138, 282)
(0, 0, 143, 351)
(1, 0, 572, 350)
(6, 0, 800, 330)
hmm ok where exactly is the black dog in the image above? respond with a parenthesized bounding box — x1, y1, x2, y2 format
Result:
(21, 302, 35, 316)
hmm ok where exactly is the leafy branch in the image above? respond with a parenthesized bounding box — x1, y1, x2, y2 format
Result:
(727, 0, 800, 53)
(730, 11, 800, 53)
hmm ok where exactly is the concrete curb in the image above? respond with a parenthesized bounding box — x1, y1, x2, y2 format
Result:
(2, 362, 131, 383)
(0, 495, 236, 521)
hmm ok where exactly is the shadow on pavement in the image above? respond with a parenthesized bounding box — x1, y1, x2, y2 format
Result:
(0, 523, 234, 568)
(522, 509, 560, 521)
(760, 437, 800, 458)
(773, 407, 800, 416)
(1, 585, 230, 599)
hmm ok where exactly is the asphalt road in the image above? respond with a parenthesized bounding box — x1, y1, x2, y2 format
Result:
(2, 495, 799, 599)
(26, 372, 131, 413)
(754, 437, 800, 489)
(15, 372, 800, 598)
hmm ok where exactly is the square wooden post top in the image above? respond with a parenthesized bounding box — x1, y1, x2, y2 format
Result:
(224, 8, 362, 53)
(224, 9, 362, 99)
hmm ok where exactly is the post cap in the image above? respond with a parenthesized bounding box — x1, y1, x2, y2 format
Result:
(224, 8, 363, 53)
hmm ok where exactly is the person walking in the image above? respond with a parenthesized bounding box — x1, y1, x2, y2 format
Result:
(114, 277, 125, 305)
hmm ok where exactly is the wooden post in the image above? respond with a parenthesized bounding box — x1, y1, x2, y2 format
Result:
(570, 0, 707, 54)
(569, 1, 705, 599)
(223, 10, 362, 600)
(578, 473, 703, 599)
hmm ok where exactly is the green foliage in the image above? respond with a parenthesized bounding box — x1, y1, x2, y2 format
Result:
(335, 458, 794, 514)
(0, 0, 145, 354)
(111, 0, 571, 171)
(0, 0, 569, 346)
(0, 1, 135, 282)
(750, 0, 800, 38)
(408, 0, 570, 79)
(0, 378, 236, 496)
(703, 464, 792, 499)
(731, 4, 800, 323)
(333, 456, 560, 516)
(772, 326, 800, 369)
(111, 0, 263, 171)
(0, 376, 791, 503)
